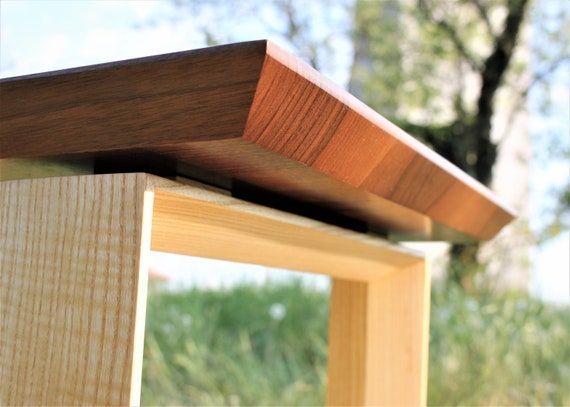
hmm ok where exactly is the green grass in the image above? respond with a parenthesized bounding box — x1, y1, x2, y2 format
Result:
(141, 280, 569, 406)
(141, 281, 328, 406)
(428, 285, 569, 406)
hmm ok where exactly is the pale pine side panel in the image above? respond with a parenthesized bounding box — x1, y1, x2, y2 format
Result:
(0, 174, 153, 406)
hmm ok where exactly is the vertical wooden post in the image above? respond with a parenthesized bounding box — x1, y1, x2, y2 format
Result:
(0, 174, 153, 406)
(326, 261, 431, 406)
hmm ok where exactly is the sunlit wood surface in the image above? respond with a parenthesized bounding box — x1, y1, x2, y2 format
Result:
(0, 40, 514, 241)
(1, 173, 429, 406)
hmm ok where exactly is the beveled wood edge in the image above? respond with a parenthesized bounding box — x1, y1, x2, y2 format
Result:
(0, 39, 515, 242)
(263, 41, 516, 217)
(0, 39, 515, 218)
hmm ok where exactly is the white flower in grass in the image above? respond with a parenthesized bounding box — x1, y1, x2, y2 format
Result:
(269, 303, 286, 321)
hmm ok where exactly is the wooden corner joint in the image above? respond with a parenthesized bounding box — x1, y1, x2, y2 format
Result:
(1, 173, 429, 406)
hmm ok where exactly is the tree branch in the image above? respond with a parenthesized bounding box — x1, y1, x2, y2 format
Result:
(468, 0, 497, 38)
(520, 55, 570, 99)
(275, 0, 320, 69)
(476, 0, 529, 119)
(472, 0, 530, 182)
(498, 55, 570, 144)
(417, 0, 483, 72)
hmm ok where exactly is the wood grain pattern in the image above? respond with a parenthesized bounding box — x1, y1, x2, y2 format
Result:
(0, 42, 265, 156)
(0, 40, 514, 241)
(149, 181, 423, 282)
(327, 262, 431, 406)
(1, 173, 431, 405)
(0, 174, 152, 406)
(244, 43, 514, 240)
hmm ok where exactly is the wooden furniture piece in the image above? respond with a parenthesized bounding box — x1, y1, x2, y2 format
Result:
(0, 40, 514, 406)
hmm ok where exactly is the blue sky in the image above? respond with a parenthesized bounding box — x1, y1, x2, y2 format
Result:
(1, 0, 568, 302)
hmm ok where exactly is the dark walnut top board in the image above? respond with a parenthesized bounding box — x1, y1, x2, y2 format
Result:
(0, 40, 515, 242)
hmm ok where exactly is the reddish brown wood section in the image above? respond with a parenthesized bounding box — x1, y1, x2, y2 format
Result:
(0, 40, 515, 241)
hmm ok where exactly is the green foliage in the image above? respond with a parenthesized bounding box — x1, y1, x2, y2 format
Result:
(349, 0, 405, 118)
(350, 0, 498, 123)
(141, 281, 570, 406)
(141, 281, 329, 405)
(429, 284, 570, 406)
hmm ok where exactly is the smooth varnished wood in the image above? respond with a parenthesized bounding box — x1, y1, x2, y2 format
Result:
(0, 40, 514, 241)
(0, 174, 152, 406)
(0, 42, 264, 155)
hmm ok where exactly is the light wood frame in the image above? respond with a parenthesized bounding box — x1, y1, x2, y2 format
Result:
(0, 173, 430, 406)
